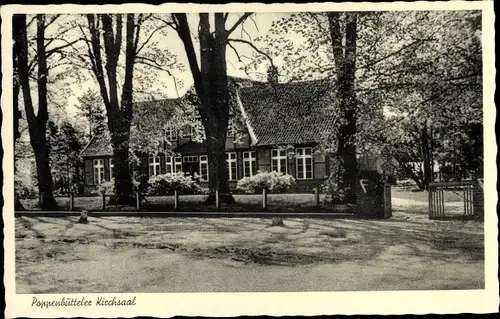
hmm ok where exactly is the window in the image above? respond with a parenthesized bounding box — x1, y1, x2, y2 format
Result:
(226, 152, 237, 181)
(296, 147, 313, 180)
(148, 156, 161, 176)
(109, 158, 114, 180)
(165, 156, 174, 174)
(271, 149, 287, 174)
(183, 156, 199, 163)
(243, 151, 256, 177)
(181, 125, 195, 138)
(174, 156, 182, 172)
(93, 159, 105, 185)
(166, 125, 178, 141)
(199, 155, 209, 181)
(227, 117, 234, 137)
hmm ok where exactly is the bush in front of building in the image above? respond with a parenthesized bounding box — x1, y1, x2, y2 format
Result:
(147, 172, 202, 195)
(236, 171, 296, 194)
(96, 179, 116, 195)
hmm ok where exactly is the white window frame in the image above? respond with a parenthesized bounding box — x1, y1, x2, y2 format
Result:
(181, 125, 196, 138)
(296, 147, 313, 180)
(165, 155, 174, 174)
(226, 152, 237, 181)
(93, 159, 105, 185)
(109, 158, 114, 180)
(199, 155, 209, 181)
(174, 156, 182, 172)
(227, 117, 234, 137)
(271, 149, 288, 174)
(148, 156, 161, 176)
(243, 151, 256, 177)
(166, 125, 178, 141)
(183, 156, 199, 163)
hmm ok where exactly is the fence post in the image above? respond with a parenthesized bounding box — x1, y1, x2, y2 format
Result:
(136, 191, 141, 210)
(101, 193, 106, 211)
(215, 190, 220, 210)
(313, 186, 320, 208)
(262, 188, 267, 209)
(174, 190, 178, 210)
(428, 186, 433, 219)
(69, 193, 74, 211)
(39, 191, 44, 207)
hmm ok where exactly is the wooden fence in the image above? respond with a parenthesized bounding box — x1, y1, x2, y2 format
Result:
(31, 187, 325, 212)
(428, 180, 483, 220)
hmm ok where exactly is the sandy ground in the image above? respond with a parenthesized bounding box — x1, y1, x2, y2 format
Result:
(15, 196, 483, 293)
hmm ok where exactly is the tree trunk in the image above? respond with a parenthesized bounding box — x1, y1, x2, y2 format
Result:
(110, 124, 134, 204)
(421, 125, 432, 190)
(32, 135, 58, 209)
(197, 13, 234, 204)
(328, 12, 359, 204)
(14, 14, 58, 210)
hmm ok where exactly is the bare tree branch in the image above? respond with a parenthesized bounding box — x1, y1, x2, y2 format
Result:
(227, 38, 272, 63)
(226, 12, 253, 36)
(135, 23, 168, 55)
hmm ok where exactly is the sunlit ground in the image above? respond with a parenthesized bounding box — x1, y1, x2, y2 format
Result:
(15, 190, 483, 293)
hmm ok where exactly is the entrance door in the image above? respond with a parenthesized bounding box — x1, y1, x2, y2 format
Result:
(182, 156, 199, 177)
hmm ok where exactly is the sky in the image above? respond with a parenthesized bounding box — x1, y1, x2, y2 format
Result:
(57, 13, 293, 120)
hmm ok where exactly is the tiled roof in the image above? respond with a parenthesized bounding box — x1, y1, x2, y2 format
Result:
(238, 80, 337, 146)
(80, 133, 113, 157)
(81, 78, 337, 157)
(173, 141, 206, 154)
(80, 98, 184, 157)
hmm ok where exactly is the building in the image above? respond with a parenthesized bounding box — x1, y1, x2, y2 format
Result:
(80, 76, 337, 194)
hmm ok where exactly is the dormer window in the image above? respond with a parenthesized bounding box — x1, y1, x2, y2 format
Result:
(166, 124, 178, 141)
(181, 125, 195, 138)
(227, 117, 234, 137)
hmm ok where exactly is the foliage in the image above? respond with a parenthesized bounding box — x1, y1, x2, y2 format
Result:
(236, 171, 296, 194)
(15, 177, 38, 199)
(75, 88, 106, 141)
(249, 11, 482, 190)
(147, 172, 202, 195)
(47, 120, 85, 194)
(96, 179, 116, 195)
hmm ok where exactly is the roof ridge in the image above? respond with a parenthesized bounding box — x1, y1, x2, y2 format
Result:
(79, 134, 97, 156)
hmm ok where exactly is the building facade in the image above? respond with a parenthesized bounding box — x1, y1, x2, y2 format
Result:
(80, 77, 336, 194)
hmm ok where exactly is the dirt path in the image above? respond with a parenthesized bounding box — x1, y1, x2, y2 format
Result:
(15, 209, 484, 293)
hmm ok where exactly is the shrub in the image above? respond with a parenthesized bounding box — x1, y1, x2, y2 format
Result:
(321, 175, 347, 204)
(236, 171, 295, 194)
(147, 172, 202, 195)
(97, 179, 115, 195)
(15, 179, 37, 199)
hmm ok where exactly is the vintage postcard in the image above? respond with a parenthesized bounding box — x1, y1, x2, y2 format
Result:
(2, 1, 498, 317)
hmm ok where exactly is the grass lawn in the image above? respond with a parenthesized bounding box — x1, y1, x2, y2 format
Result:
(15, 192, 484, 293)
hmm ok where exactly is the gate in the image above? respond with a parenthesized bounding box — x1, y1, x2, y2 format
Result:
(428, 180, 483, 220)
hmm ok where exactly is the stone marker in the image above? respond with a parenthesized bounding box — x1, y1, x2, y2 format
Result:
(78, 210, 89, 224)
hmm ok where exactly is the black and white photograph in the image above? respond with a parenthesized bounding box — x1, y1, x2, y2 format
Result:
(2, 1, 497, 317)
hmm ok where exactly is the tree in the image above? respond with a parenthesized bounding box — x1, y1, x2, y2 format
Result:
(78, 14, 149, 204)
(326, 12, 359, 203)
(13, 14, 57, 209)
(14, 13, 82, 209)
(47, 120, 84, 194)
(75, 88, 106, 140)
(165, 13, 257, 204)
(249, 10, 482, 192)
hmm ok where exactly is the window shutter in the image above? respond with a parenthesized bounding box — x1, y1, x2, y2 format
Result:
(160, 155, 166, 174)
(140, 155, 149, 177)
(85, 159, 94, 185)
(104, 158, 110, 181)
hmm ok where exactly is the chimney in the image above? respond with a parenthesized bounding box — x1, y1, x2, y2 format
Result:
(267, 64, 279, 84)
